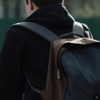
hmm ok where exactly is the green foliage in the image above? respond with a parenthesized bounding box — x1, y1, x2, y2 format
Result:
(65, 0, 100, 18)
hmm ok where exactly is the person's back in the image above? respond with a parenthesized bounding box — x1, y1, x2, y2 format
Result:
(0, 0, 92, 100)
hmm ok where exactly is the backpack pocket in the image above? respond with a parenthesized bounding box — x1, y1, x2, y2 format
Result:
(61, 44, 100, 100)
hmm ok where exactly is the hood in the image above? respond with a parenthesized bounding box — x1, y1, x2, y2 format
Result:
(25, 3, 75, 35)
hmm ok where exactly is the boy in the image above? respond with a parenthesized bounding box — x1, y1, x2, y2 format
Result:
(0, 0, 92, 100)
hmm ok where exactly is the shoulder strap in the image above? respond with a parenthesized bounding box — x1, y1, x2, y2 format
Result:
(73, 21, 84, 36)
(12, 22, 58, 42)
(11, 21, 84, 42)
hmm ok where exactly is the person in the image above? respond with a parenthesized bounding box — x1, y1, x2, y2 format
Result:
(0, 0, 93, 100)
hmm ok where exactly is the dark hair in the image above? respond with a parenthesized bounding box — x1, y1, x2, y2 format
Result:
(26, 0, 63, 7)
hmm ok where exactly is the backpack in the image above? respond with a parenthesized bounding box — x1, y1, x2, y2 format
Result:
(12, 22, 100, 100)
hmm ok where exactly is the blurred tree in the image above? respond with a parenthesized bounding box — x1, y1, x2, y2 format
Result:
(81, 0, 86, 7)
(15, 0, 21, 18)
(2, 0, 9, 17)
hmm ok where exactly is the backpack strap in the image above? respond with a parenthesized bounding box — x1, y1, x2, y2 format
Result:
(26, 78, 41, 94)
(11, 21, 84, 43)
(12, 22, 58, 42)
(73, 21, 84, 36)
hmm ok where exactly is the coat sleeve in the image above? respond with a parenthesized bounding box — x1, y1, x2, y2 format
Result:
(0, 31, 24, 100)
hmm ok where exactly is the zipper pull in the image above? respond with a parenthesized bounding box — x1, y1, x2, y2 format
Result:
(57, 69, 60, 79)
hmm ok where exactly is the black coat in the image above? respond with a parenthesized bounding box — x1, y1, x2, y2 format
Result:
(0, 4, 78, 100)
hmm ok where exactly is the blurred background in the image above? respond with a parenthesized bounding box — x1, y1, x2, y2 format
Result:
(0, 0, 100, 51)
